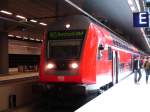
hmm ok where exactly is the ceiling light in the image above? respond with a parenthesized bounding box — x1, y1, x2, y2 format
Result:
(16, 36, 22, 38)
(39, 22, 47, 26)
(30, 19, 37, 23)
(30, 38, 34, 40)
(23, 37, 28, 40)
(35, 38, 40, 41)
(16, 15, 26, 19)
(0, 10, 12, 15)
(128, 0, 133, 5)
(65, 24, 70, 29)
(8, 34, 14, 37)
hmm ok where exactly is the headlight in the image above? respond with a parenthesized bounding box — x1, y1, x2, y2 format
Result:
(46, 63, 55, 69)
(70, 62, 79, 69)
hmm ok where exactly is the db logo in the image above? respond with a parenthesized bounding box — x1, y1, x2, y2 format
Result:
(57, 76, 64, 81)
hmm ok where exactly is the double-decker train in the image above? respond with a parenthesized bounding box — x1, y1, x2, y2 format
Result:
(39, 15, 140, 93)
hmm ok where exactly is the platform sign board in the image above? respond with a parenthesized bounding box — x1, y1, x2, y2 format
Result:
(133, 12, 149, 27)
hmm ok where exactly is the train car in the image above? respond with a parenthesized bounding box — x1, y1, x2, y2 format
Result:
(39, 15, 139, 93)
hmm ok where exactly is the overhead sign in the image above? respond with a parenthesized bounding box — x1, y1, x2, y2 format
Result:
(133, 12, 149, 27)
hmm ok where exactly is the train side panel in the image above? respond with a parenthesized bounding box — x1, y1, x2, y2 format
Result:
(95, 26, 113, 86)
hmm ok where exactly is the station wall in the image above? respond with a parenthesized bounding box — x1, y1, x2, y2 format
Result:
(8, 39, 41, 55)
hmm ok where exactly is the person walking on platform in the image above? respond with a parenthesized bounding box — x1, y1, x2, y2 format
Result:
(133, 56, 142, 84)
(144, 57, 150, 84)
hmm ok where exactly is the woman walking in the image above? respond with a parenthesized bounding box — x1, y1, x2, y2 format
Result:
(144, 57, 150, 84)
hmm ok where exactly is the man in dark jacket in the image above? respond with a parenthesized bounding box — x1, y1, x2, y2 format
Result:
(133, 56, 142, 84)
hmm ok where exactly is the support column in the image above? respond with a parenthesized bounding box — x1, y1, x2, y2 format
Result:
(0, 32, 8, 74)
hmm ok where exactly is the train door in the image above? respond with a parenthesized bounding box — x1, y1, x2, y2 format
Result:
(112, 51, 119, 84)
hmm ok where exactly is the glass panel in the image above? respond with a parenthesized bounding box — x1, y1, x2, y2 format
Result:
(47, 39, 82, 59)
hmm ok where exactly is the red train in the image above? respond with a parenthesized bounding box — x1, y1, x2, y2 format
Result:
(39, 15, 140, 93)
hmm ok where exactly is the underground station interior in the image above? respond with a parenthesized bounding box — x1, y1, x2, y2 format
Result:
(1, 0, 150, 112)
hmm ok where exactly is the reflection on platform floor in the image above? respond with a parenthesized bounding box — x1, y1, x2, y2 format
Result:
(76, 69, 150, 112)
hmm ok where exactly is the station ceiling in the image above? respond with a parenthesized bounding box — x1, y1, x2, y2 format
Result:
(0, 0, 150, 53)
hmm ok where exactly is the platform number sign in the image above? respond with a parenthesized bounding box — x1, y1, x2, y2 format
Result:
(133, 12, 149, 27)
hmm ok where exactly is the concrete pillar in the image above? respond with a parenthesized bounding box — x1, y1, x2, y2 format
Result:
(0, 32, 8, 74)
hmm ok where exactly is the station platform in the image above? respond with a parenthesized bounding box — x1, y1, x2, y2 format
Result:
(0, 71, 39, 111)
(76, 69, 150, 112)
(0, 72, 39, 84)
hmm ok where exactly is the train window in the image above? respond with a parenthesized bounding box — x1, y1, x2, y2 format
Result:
(98, 44, 104, 50)
(108, 47, 112, 60)
(47, 39, 82, 59)
(97, 44, 104, 60)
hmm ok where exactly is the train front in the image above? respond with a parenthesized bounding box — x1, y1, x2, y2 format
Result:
(40, 15, 90, 84)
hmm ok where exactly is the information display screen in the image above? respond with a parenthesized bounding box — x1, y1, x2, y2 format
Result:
(47, 30, 86, 40)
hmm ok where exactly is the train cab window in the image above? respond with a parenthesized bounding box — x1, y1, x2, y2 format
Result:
(47, 39, 82, 59)
(108, 47, 112, 60)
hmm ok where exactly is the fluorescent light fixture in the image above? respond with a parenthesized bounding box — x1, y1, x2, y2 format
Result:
(0, 10, 12, 15)
(23, 37, 28, 40)
(128, 0, 133, 5)
(39, 22, 47, 26)
(35, 38, 40, 41)
(30, 38, 34, 40)
(128, 0, 137, 12)
(135, 0, 141, 11)
(16, 36, 22, 38)
(8, 34, 14, 37)
(30, 19, 37, 23)
(16, 15, 26, 19)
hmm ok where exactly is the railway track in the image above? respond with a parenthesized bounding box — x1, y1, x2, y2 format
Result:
(2, 82, 113, 112)
(33, 92, 99, 112)
(31, 82, 113, 112)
